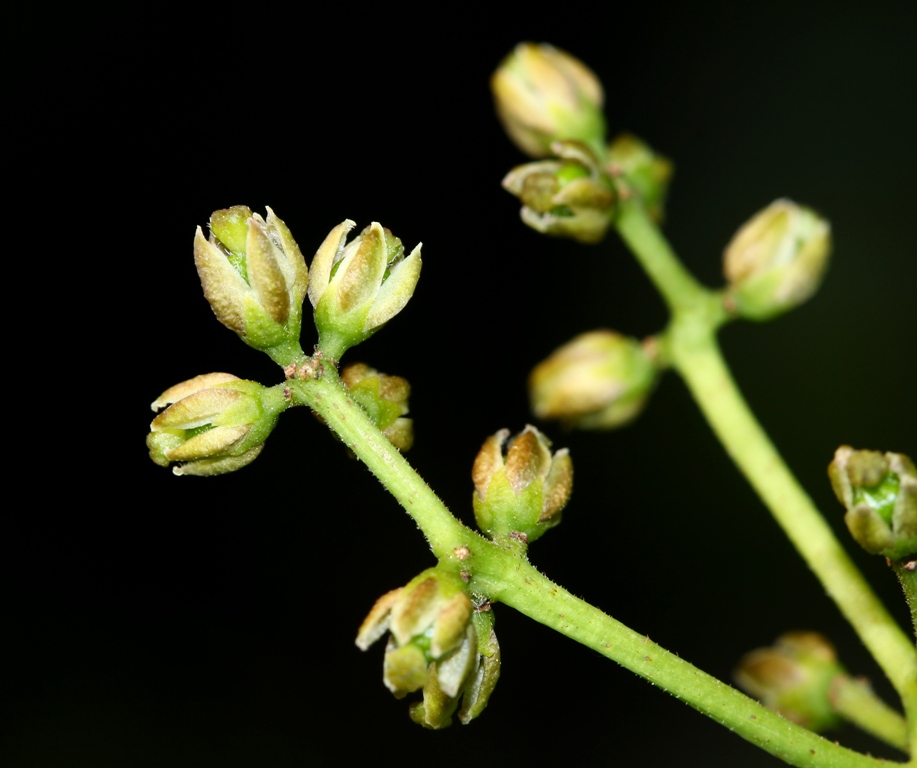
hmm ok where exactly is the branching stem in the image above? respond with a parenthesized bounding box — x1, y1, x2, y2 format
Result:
(289, 361, 908, 768)
(615, 199, 917, 731)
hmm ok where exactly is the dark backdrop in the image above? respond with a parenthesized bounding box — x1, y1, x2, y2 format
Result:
(8, 2, 915, 766)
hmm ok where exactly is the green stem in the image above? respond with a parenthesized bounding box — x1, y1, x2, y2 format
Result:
(288, 366, 466, 559)
(831, 675, 909, 754)
(290, 362, 904, 767)
(670, 323, 917, 700)
(476, 554, 898, 768)
(615, 198, 708, 313)
(614, 201, 917, 721)
(892, 558, 917, 639)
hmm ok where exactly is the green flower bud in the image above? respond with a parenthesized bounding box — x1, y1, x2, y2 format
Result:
(193, 206, 309, 357)
(472, 425, 573, 543)
(356, 568, 494, 729)
(734, 631, 845, 732)
(492, 42, 606, 159)
(723, 199, 831, 321)
(828, 446, 917, 559)
(147, 373, 285, 476)
(502, 140, 616, 243)
(607, 133, 673, 223)
(308, 221, 421, 359)
(341, 363, 413, 452)
(529, 330, 658, 430)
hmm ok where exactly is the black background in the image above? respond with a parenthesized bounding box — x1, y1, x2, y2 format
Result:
(8, 2, 916, 766)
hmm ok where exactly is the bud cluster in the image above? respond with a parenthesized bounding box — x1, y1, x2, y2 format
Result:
(723, 199, 831, 321)
(341, 363, 413, 452)
(734, 631, 845, 732)
(529, 330, 658, 430)
(472, 425, 572, 543)
(308, 220, 422, 359)
(502, 140, 616, 243)
(492, 42, 606, 159)
(147, 373, 285, 476)
(606, 133, 673, 222)
(194, 206, 309, 357)
(829, 446, 916, 559)
(356, 568, 500, 728)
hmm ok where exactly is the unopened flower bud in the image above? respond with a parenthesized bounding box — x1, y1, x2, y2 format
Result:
(492, 42, 606, 159)
(829, 446, 916, 559)
(147, 373, 285, 476)
(341, 363, 413, 451)
(308, 221, 421, 359)
(723, 199, 831, 321)
(607, 133, 673, 222)
(194, 206, 309, 358)
(472, 425, 572, 543)
(734, 631, 845, 732)
(529, 330, 658, 430)
(356, 568, 495, 729)
(502, 140, 616, 243)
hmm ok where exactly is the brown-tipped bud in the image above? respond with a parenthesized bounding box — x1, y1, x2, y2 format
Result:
(734, 631, 845, 732)
(607, 133, 673, 222)
(529, 330, 658, 430)
(308, 221, 421, 359)
(723, 199, 831, 321)
(829, 446, 916, 559)
(147, 374, 286, 477)
(502, 140, 616, 243)
(472, 425, 573, 543)
(356, 568, 497, 729)
(193, 206, 309, 353)
(492, 43, 606, 159)
(341, 363, 413, 451)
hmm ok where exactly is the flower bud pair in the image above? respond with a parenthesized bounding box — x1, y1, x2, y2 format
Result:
(723, 199, 831, 321)
(472, 425, 572, 543)
(529, 330, 658, 430)
(147, 373, 285, 476)
(341, 363, 413, 452)
(308, 221, 422, 359)
(194, 207, 309, 358)
(492, 42, 606, 159)
(356, 568, 500, 728)
(502, 141, 616, 243)
(828, 446, 916, 559)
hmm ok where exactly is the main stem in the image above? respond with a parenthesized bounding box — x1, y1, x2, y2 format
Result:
(616, 200, 917, 718)
(290, 363, 902, 767)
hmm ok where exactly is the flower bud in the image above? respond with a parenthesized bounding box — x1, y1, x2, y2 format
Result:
(194, 206, 309, 356)
(723, 199, 831, 321)
(502, 140, 616, 243)
(356, 568, 495, 729)
(147, 373, 285, 476)
(472, 425, 572, 543)
(734, 631, 845, 732)
(606, 133, 673, 222)
(492, 42, 606, 159)
(828, 446, 916, 559)
(529, 330, 658, 430)
(341, 363, 413, 452)
(308, 221, 421, 359)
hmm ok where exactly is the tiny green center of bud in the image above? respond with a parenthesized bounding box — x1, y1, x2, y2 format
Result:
(555, 164, 590, 187)
(853, 471, 900, 526)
